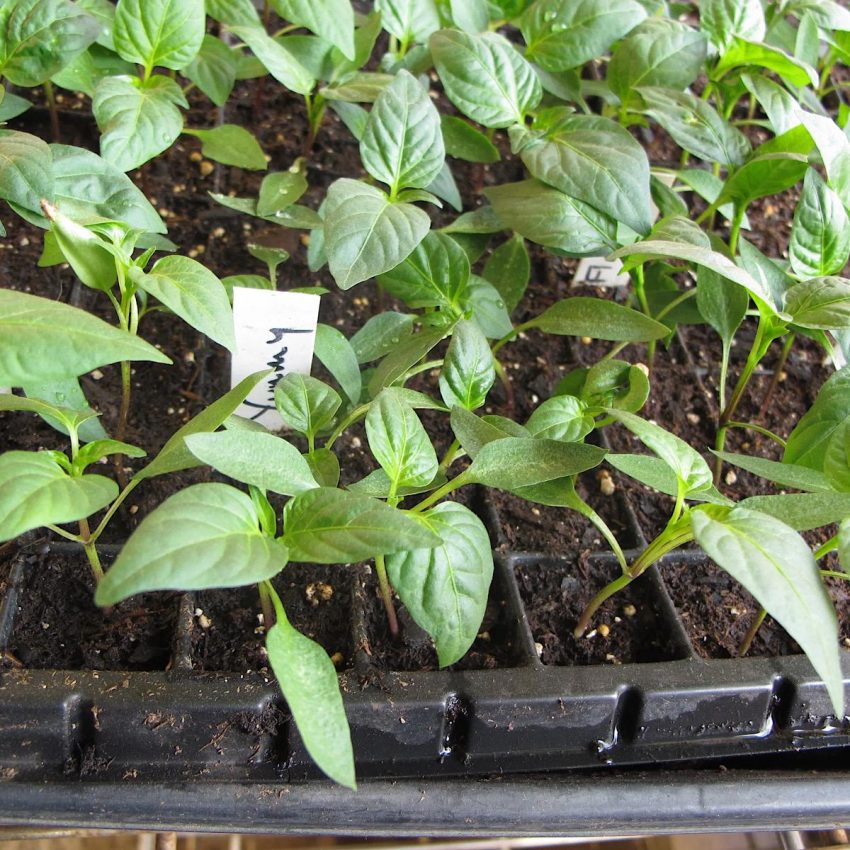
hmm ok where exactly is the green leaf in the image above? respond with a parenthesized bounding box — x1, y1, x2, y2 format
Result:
(323, 179, 430, 289)
(520, 0, 647, 72)
(360, 69, 444, 195)
(800, 112, 850, 212)
(366, 388, 438, 492)
(430, 29, 541, 128)
(266, 614, 355, 789)
(715, 38, 818, 89)
(378, 231, 469, 313)
(526, 395, 594, 443)
(387, 502, 493, 667)
(511, 111, 652, 236)
(305, 447, 340, 488)
(184, 35, 237, 106)
(282, 487, 441, 562)
(840, 518, 850, 574)
(467, 437, 606, 490)
(450, 406, 528, 459)
(320, 71, 393, 104)
(46, 205, 117, 291)
(691, 505, 843, 716)
(0, 451, 116, 542)
(350, 312, 415, 364)
(697, 266, 747, 360)
(48, 143, 165, 233)
(608, 453, 731, 505)
(272, 0, 354, 60)
(0, 130, 52, 215)
(314, 323, 362, 406)
(0, 90, 31, 121)
(228, 24, 314, 95)
(0, 290, 170, 386)
(0, 0, 100, 86)
(716, 452, 835, 493)
(221, 274, 273, 300)
(113, 0, 203, 73)
(613, 239, 778, 313)
(528, 297, 670, 342)
(22, 377, 108, 442)
(482, 234, 529, 314)
(135, 370, 269, 480)
(608, 18, 707, 103)
(784, 277, 850, 330)
(93, 74, 186, 171)
(96, 483, 288, 604)
(367, 326, 447, 397)
(606, 408, 713, 497)
(465, 275, 513, 339)
(129, 256, 235, 352)
(790, 169, 850, 278)
(701, 0, 765, 51)
(485, 179, 616, 257)
(639, 87, 751, 169)
(741, 74, 801, 137)
(719, 153, 808, 208)
(257, 170, 308, 217)
(0, 390, 97, 430)
(438, 320, 495, 411)
(741, 492, 850, 531)
(441, 115, 499, 164)
(73, 438, 144, 471)
(183, 125, 267, 170)
(185, 431, 318, 495)
(375, 0, 440, 44)
(825, 420, 850, 493)
(274, 373, 342, 439)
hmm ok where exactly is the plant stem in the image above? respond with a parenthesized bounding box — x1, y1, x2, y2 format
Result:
(78, 518, 104, 584)
(438, 439, 460, 474)
(411, 470, 471, 514)
(757, 332, 794, 419)
(815, 535, 839, 561)
(725, 420, 786, 448)
(46, 524, 83, 543)
(91, 477, 140, 542)
(44, 80, 61, 142)
(737, 608, 766, 656)
(374, 554, 399, 637)
(493, 357, 514, 413)
(325, 403, 370, 450)
(257, 580, 276, 631)
(117, 360, 132, 442)
(654, 288, 697, 324)
(491, 320, 534, 356)
(573, 572, 633, 637)
(728, 204, 745, 254)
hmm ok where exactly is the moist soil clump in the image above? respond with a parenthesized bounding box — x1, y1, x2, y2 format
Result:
(192, 563, 357, 673)
(7, 548, 178, 670)
(515, 558, 685, 666)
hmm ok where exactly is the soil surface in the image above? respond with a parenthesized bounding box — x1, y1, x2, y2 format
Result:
(515, 559, 686, 666)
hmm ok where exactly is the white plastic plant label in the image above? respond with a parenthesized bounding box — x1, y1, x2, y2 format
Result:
(572, 257, 630, 288)
(230, 287, 321, 429)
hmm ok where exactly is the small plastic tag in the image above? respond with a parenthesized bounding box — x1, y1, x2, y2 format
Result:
(573, 257, 630, 288)
(230, 288, 320, 429)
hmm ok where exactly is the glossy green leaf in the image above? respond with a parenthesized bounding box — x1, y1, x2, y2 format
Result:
(305, 447, 340, 488)
(790, 169, 850, 278)
(273, 0, 354, 60)
(484, 179, 617, 257)
(639, 87, 751, 169)
(482, 234, 530, 314)
(0, 290, 169, 387)
(697, 265, 748, 364)
(366, 388, 438, 492)
(136, 370, 268, 480)
(465, 275, 513, 340)
(283, 487, 441, 562)
(521, 0, 647, 72)
(800, 112, 850, 212)
(93, 74, 186, 171)
(528, 297, 669, 342)
(184, 35, 237, 106)
(715, 38, 817, 89)
(266, 613, 355, 789)
(701, 0, 765, 51)
(0, 130, 52, 215)
(22, 377, 108, 443)
(377, 230, 469, 312)
(607, 408, 713, 497)
(450, 406, 527, 459)
(375, 0, 439, 43)
(351, 312, 415, 364)
(387, 502, 493, 667)
(113, 0, 203, 73)
(430, 29, 541, 128)
(314, 323, 362, 407)
(361, 70, 444, 195)
(97, 483, 288, 604)
(692, 505, 843, 716)
(257, 170, 308, 217)
(741, 74, 801, 137)
(183, 125, 266, 170)
(0, 0, 100, 86)
(185, 431, 318, 495)
(609, 18, 707, 102)
(526, 395, 594, 443)
(441, 115, 499, 164)
(607, 453, 731, 505)
(228, 24, 314, 94)
(439, 320, 495, 411)
(130, 256, 235, 352)
(47, 205, 117, 291)
(367, 326, 447, 397)
(323, 178, 430, 289)
(785, 277, 850, 330)
(275, 373, 342, 439)
(720, 152, 808, 208)
(511, 111, 652, 236)
(0, 451, 116, 542)
(467, 437, 606, 490)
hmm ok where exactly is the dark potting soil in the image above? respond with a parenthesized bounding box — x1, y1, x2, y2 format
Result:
(192, 563, 357, 673)
(514, 558, 685, 666)
(7, 548, 178, 671)
(359, 562, 523, 672)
